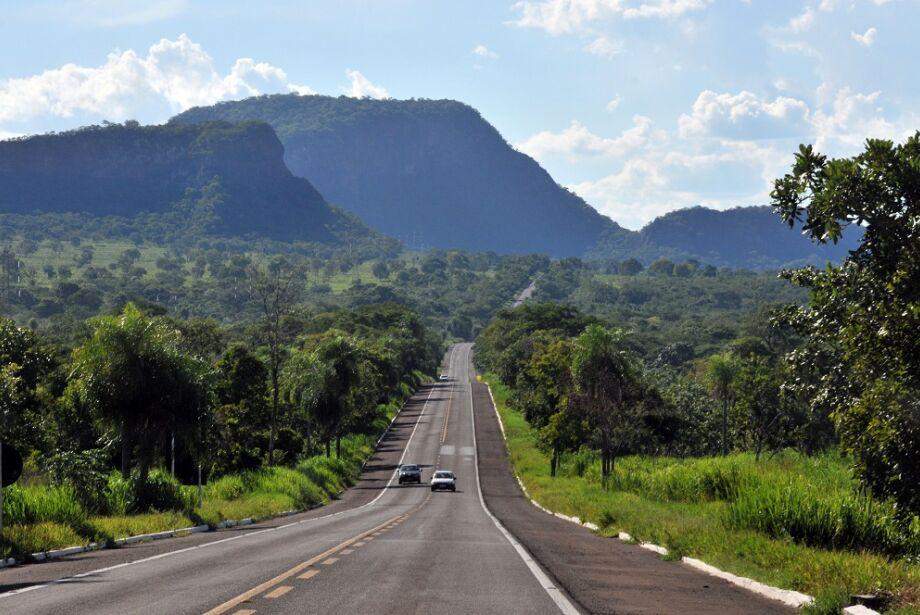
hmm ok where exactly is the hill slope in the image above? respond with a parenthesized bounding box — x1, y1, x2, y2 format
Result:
(172, 95, 625, 256)
(584, 205, 860, 269)
(0, 121, 373, 244)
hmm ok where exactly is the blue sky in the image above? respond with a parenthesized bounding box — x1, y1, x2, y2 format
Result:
(1, 0, 917, 229)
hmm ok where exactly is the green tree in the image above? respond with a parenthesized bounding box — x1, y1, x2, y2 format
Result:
(68, 304, 212, 480)
(570, 325, 645, 483)
(772, 135, 920, 514)
(705, 352, 738, 455)
(0, 318, 51, 452)
(248, 259, 303, 465)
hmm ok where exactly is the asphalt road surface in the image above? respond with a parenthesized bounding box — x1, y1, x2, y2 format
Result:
(0, 343, 792, 615)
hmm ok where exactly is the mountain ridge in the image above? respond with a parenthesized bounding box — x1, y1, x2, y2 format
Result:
(172, 94, 627, 256)
(0, 120, 373, 245)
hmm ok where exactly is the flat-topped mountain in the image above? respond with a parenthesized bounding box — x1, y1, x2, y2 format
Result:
(0, 121, 371, 244)
(172, 95, 625, 256)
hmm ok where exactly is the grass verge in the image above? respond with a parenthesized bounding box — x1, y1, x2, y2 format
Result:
(483, 374, 920, 614)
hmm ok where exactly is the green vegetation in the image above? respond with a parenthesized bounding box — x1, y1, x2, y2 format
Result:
(486, 376, 920, 613)
(0, 431, 378, 558)
(0, 295, 437, 560)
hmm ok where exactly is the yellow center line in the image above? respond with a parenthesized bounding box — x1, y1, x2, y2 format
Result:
(339, 548, 354, 555)
(264, 586, 292, 599)
(202, 513, 402, 615)
(297, 569, 319, 581)
(232, 610, 256, 615)
(321, 557, 338, 565)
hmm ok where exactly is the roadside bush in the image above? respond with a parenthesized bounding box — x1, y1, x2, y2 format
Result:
(105, 471, 193, 515)
(726, 480, 920, 557)
(1, 484, 86, 527)
(43, 448, 110, 513)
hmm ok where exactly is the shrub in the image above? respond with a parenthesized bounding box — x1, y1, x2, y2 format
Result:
(725, 480, 919, 557)
(105, 471, 193, 515)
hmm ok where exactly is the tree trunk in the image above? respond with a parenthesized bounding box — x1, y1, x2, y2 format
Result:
(336, 436, 341, 458)
(269, 365, 279, 466)
(120, 420, 129, 478)
(550, 447, 558, 477)
(721, 398, 729, 456)
(325, 439, 331, 458)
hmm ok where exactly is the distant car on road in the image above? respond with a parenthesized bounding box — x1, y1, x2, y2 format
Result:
(439, 374, 449, 381)
(430, 470, 456, 492)
(398, 464, 422, 484)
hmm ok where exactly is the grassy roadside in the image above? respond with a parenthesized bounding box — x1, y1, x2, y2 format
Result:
(482, 374, 920, 615)
(0, 382, 420, 561)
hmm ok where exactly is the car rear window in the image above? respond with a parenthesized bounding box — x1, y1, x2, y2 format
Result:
(434, 472, 453, 478)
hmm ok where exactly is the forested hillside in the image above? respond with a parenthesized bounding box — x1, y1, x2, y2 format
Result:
(0, 121, 374, 245)
(172, 95, 626, 256)
(586, 205, 861, 269)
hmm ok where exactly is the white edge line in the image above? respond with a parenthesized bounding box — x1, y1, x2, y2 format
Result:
(481, 379, 831, 613)
(0, 364, 444, 602)
(466, 345, 581, 615)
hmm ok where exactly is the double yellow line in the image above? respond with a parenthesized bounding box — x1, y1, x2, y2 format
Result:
(203, 513, 403, 615)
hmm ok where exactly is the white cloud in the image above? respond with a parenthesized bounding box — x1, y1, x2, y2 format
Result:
(851, 27, 877, 47)
(584, 35, 625, 58)
(509, 0, 710, 34)
(605, 95, 623, 111)
(788, 7, 815, 32)
(622, 0, 712, 20)
(568, 142, 785, 228)
(678, 90, 811, 139)
(509, 0, 620, 35)
(344, 69, 389, 99)
(0, 34, 306, 126)
(473, 44, 498, 59)
(287, 83, 316, 96)
(516, 115, 653, 160)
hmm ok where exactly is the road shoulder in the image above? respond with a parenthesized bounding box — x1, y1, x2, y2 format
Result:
(470, 377, 795, 615)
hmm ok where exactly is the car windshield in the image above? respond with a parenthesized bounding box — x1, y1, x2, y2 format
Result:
(401, 465, 419, 471)
(434, 472, 453, 479)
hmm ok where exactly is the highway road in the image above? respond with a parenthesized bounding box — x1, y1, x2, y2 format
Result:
(0, 344, 571, 615)
(0, 343, 790, 614)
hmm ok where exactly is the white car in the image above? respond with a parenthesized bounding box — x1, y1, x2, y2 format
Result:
(430, 470, 456, 492)
(439, 374, 449, 381)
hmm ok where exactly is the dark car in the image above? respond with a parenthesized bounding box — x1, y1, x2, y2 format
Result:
(398, 464, 422, 484)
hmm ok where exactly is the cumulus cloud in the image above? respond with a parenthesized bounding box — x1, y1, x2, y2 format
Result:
(606, 95, 623, 112)
(621, 0, 712, 20)
(851, 27, 877, 47)
(0, 34, 308, 127)
(516, 115, 654, 160)
(509, 0, 710, 34)
(568, 143, 785, 228)
(584, 35, 625, 58)
(343, 69, 389, 99)
(473, 44, 498, 59)
(678, 90, 811, 139)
